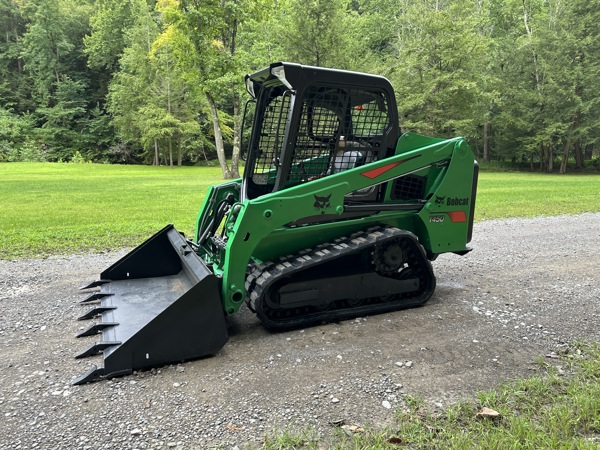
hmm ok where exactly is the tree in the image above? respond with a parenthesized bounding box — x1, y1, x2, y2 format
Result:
(19, 0, 97, 160)
(106, 0, 159, 162)
(387, 0, 494, 147)
(35, 76, 87, 159)
(177, 0, 271, 178)
(85, 0, 154, 72)
(488, 0, 600, 172)
(557, 0, 600, 172)
(0, 0, 31, 112)
(345, 0, 401, 73)
(148, 0, 205, 166)
(276, 0, 353, 68)
(0, 0, 598, 171)
(0, 106, 37, 161)
(105, 0, 209, 166)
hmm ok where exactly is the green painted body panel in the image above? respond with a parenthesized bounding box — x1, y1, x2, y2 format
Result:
(194, 132, 477, 315)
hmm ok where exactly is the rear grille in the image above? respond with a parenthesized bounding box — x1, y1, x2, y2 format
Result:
(391, 175, 426, 200)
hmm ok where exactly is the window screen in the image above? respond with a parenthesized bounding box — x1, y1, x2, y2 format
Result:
(286, 86, 391, 186)
(252, 92, 291, 185)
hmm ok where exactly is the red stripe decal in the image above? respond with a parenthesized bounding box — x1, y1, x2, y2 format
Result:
(361, 162, 401, 179)
(361, 155, 421, 180)
(448, 211, 467, 223)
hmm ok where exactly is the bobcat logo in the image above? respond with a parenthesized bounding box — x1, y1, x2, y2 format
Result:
(313, 194, 332, 214)
(435, 195, 446, 205)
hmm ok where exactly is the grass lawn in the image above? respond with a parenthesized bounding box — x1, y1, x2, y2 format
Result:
(0, 162, 224, 259)
(1, 162, 600, 259)
(476, 172, 600, 220)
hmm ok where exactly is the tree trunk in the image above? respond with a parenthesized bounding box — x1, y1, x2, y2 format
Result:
(15, 32, 22, 72)
(559, 140, 571, 174)
(483, 121, 491, 162)
(177, 138, 182, 166)
(230, 91, 241, 178)
(573, 110, 584, 170)
(560, 121, 575, 174)
(530, 152, 534, 171)
(572, 141, 583, 170)
(206, 91, 231, 178)
(154, 140, 159, 166)
(546, 146, 553, 173)
(522, 1, 541, 92)
(168, 137, 173, 168)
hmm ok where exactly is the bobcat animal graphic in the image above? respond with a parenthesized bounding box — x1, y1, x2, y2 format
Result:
(313, 194, 332, 213)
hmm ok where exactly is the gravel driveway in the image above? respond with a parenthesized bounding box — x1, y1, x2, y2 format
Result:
(1, 213, 599, 449)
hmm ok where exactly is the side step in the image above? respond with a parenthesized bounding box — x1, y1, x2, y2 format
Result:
(74, 225, 228, 385)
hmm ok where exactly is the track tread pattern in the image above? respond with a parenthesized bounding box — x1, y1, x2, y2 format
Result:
(246, 226, 435, 330)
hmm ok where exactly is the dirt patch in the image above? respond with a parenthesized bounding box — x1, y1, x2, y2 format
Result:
(1, 213, 598, 449)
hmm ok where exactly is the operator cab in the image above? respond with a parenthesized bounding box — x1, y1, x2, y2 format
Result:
(242, 62, 400, 202)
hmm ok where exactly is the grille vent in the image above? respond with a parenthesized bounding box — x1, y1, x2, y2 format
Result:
(391, 175, 426, 200)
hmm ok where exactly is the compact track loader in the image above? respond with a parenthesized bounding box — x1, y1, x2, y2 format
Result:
(74, 62, 478, 384)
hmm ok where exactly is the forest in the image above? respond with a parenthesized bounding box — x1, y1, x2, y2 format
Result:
(1, 0, 599, 177)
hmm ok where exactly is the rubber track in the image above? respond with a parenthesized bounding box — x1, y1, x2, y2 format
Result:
(245, 226, 435, 330)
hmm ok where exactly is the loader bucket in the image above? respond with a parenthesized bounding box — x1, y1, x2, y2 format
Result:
(74, 224, 228, 385)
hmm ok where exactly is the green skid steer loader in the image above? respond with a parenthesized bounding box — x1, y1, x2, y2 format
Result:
(74, 62, 478, 384)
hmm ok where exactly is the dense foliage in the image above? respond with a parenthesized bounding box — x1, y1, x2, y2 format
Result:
(1, 0, 599, 174)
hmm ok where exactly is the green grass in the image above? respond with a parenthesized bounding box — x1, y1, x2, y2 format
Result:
(1, 163, 599, 259)
(476, 172, 600, 220)
(260, 344, 600, 450)
(0, 162, 224, 259)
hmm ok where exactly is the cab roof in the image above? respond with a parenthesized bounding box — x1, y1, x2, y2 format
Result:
(245, 62, 396, 100)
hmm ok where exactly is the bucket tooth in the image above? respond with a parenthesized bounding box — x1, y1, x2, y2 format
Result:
(79, 292, 114, 304)
(80, 280, 109, 290)
(78, 306, 117, 321)
(76, 322, 118, 338)
(72, 365, 107, 385)
(75, 341, 121, 359)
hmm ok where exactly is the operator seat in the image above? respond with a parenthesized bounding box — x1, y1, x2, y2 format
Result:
(330, 137, 369, 174)
(331, 150, 364, 173)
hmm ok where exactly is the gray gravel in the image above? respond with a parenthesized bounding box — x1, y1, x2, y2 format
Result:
(1, 213, 599, 449)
